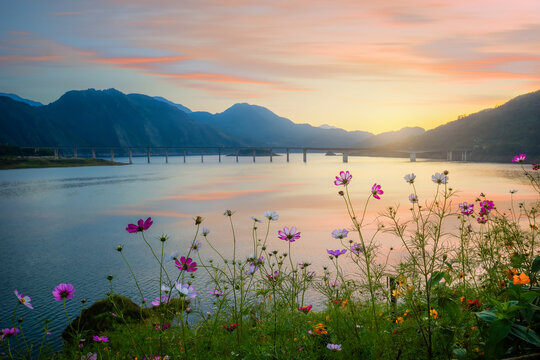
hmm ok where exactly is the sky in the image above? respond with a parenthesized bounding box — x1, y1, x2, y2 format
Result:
(0, 0, 539, 133)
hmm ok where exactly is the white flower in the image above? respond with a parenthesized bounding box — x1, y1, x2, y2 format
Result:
(161, 285, 171, 293)
(431, 172, 448, 184)
(190, 240, 202, 252)
(175, 282, 197, 299)
(264, 210, 279, 221)
(245, 263, 258, 275)
(201, 228, 210, 236)
(251, 216, 262, 223)
(331, 229, 348, 239)
(404, 173, 416, 184)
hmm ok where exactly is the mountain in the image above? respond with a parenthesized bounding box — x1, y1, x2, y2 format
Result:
(152, 96, 192, 113)
(0, 93, 43, 107)
(387, 90, 540, 157)
(358, 127, 425, 148)
(188, 103, 373, 147)
(0, 89, 236, 147)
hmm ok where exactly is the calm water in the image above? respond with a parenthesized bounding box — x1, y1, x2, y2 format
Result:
(0, 154, 536, 350)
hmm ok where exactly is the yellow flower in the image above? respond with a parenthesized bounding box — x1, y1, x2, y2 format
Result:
(429, 308, 438, 319)
(325, 315, 331, 322)
(392, 289, 402, 298)
(395, 316, 404, 325)
(403, 309, 410, 317)
(513, 272, 530, 285)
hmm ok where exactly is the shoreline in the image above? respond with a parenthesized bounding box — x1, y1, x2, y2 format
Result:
(0, 157, 127, 170)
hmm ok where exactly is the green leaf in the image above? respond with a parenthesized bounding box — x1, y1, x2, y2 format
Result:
(452, 348, 467, 359)
(510, 324, 540, 347)
(511, 253, 526, 268)
(532, 256, 540, 273)
(521, 290, 540, 303)
(476, 310, 497, 323)
(488, 319, 512, 345)
(428, 271, 445, 288)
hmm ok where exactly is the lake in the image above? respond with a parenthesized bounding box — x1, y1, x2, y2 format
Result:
(0, 154, 536, 350)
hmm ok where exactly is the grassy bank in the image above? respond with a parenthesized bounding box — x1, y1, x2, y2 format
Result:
(0, 157, 127, 169)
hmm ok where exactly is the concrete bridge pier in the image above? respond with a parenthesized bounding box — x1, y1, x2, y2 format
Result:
(147, 148, 151, 163)
(183, 149, 186, 163)
(236, 149, 239, 163)
(165, 148, 169, 163)
(270, 148, 273, 162)
(286, 148, 290, 162)
(54, 147, 59, 160)
(303, 148, 307, 163)
(447, 151, 453, 161)
(462, 151, 467, 161)
(92, 148, 96, 159)
(252, 149, 256, 163)
(73, 147, 78, 159)
(201, 150, 204, 163)
(111, 148, 114, 162)
(218, 148, 222, 163)
(129, 148, 133, 164)
(343, 152, 348, 163)
(410, 152, 416, 162)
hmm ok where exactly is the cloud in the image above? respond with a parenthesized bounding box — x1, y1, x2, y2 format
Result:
(151, 188, 278, 201)
(148, 71, 278, 85)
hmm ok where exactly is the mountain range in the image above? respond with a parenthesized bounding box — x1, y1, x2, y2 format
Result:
(0, 88, 539, 158)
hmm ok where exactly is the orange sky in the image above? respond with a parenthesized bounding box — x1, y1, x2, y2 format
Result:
(0, 0, 539, 133)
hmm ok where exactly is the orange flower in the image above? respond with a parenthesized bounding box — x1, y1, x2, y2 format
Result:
(506, 268, 518, 280)
(314, 323, 327, 335)
(395, 316, 404, 325)
(513, 272, 530, 285)
(460, 296, 465, 303)
(429, 308, 438, 319)
(341, 299, 348, 309)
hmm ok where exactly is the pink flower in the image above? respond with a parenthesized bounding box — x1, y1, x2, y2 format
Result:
(512, 154, 527, 163)
(267, 270, 279, 281)
(477, 216, 487, 224)
(351, 243, 363, 255)
(126, 217, 153, 233)
(327, 249, 347, 257)
(533, 163, 539, 171)
(298, 305, 312, 314)
(1, 328, 19, 338)
(92, 335, 109, 343)
(327, 344, 342, 351)
(278, 226, 301, 242)
(371, 183, 384, 199)
(479, 200, 495, 216)
(14, 289, 34, 310)
(331, 229, 348, 239)
(175, 256, 197, 272)
(459, 202, 474, 215)
(208, 290, 225, 297)
(334, 171, 352, 186)
(152, 295, 170, 307)
(52, 283, 75, 301)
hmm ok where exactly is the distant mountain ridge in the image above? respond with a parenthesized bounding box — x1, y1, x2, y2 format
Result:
(0, 93, 43, 107)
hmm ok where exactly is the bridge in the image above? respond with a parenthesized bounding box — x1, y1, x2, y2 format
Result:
(20, 146, 473, 163)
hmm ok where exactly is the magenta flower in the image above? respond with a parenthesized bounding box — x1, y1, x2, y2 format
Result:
(209, 290, 225, 297)
(327, 343, 342, 351)
(14, 289, 34, 310)
(81, 353, 97, 360)
(1, 328, 19, 338)
(331, 229, 348, 239)
(327, 249, 347, 257)
(371, 183, 383, 199)
(92, 335, 109, 343)
(298, 305, 312, 314)
(351, 243, 364, 255)
(533, 163, 539, 171)
(479, 200, 495, 216)
(52, 283, 75, 301)
(334, 171, 352, 186)
(175, 256, 197, 272)
(477, 216, 487, 224)
(126, 217, 153, 233)
(267, 270, 279, 281)
(459, 202, 474, 215)
(151, 295, 170, 307)
(278, 226, 301, 242)
(512, 154, 527, 163)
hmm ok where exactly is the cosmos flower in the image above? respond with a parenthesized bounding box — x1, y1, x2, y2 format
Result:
(126, 217, 153, 233)
(327, 344, 342, 351)
(431, 173, 448, 185)
(151, 295, 170, 307)
(208, 290, 225, 297)
(245, 263, 258, 276)
(264, 211, 279, 221)
(334, 171, 352, 186)
(92, 336, 109, 343)
(14, 289, 34, 309)
(512, 154, 527, 163)
(201, 228, 210, 236)
(351, 243, 364, 255)
(251, 216, 262, 223)
(1, 328, 19, 338)
(327, 249, 347, 258)
(52, 283, 75, 301)
(331, 229, 348, 239)
(278, 227, 301, 242)
(175, 283, 197, 299)
(165, 251, 180, 262)
(223, 209, 234, 217)
(371, 183, 384, 199)
(459, 202, 474, 215)
(479, 200, 495, 215)
(409, 194, 418, 204)
(175, 257, 197, 272)
(404, 173, 416, 184)
(190, 240, 202, 253)
(477, 217, 488, 224)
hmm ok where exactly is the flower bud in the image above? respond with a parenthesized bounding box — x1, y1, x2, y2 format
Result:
(107, 275, 114, 281)
(116, 245, 123, 252)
